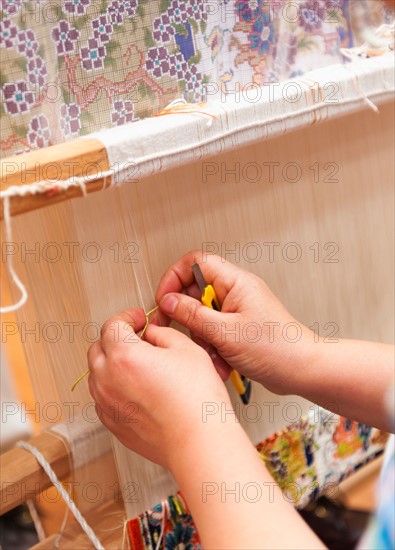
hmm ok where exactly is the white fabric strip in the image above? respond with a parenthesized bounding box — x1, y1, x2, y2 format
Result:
(91, 55, 394, 185)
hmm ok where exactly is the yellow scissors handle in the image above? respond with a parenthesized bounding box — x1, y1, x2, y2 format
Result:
(201, 285, 220, 310)
(201, 284, 251, 404)
(192, 263, 252, 404)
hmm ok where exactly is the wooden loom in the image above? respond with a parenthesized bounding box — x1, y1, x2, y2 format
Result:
(0, 2, 394, 546)
(1, 91, 394, 547)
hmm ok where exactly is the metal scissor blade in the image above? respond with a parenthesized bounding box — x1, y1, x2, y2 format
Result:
(192, 263, 207, 295)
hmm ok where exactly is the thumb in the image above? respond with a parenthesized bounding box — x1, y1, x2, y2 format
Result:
(159, 293, 226, 346)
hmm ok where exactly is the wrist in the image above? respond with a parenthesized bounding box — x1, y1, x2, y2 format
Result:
(167, 402, 245, 478)
(284, 326, 332, 397)
(255, 322, 319, 396)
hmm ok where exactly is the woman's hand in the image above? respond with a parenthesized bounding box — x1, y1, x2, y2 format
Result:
(156, 251, 394, 432)
(87, 307, 232, 469)
(156, 250, 315, 396)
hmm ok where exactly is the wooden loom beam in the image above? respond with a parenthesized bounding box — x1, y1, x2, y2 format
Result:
(0, 432, 71, 515)
(0, 138, 110, 220)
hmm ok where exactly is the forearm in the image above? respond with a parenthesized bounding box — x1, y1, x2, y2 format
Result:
(295, 338, 394, 432)
(169, 415, 325, 549)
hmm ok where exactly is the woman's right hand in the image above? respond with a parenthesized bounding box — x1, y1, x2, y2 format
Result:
(156, 250, 315, 396)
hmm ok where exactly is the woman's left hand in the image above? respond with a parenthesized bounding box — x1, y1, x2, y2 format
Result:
(87, 308, 232, 469)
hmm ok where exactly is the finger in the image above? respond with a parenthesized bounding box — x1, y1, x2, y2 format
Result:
(211, 352, 232, 381)
(146, 308, 168, 328)
(190, 333, 217, 359)
(93, 407, 158, 464)
(87, 341, 106, 370)
(191, 334, 232, 381)
(183, 282, 201, 301)
(158, 292, 234, 348)
(94, 404, 121, 434)
(155, 283, 202, 329)
(102, 308, 147, 335)
(86, 349, 106, 409)
(100, 308, 146, 353)
(94, 402, 118, 428)
(143, 324, 192, 349)
(87, 371, 99, 403)
(156, 250, 242, 305)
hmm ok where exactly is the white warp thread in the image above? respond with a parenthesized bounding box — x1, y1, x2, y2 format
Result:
(17, 440, 104, 550)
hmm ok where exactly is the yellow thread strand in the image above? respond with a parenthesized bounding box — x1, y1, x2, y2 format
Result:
(145, 305, 160, 318)
(140, 305, 159, 340)
(71, 369, 90, 392)
(155, 101, 218, 120)
(71, 306, 159, 391)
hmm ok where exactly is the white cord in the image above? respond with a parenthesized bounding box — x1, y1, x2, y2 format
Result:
(1, 177, 89, 313)
(0, 171, 108, 201)
(1, 196, 28, 313)
(16, 441, 105, 550)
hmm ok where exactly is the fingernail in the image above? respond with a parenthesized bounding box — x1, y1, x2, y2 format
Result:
(160, 294, 178, 314)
